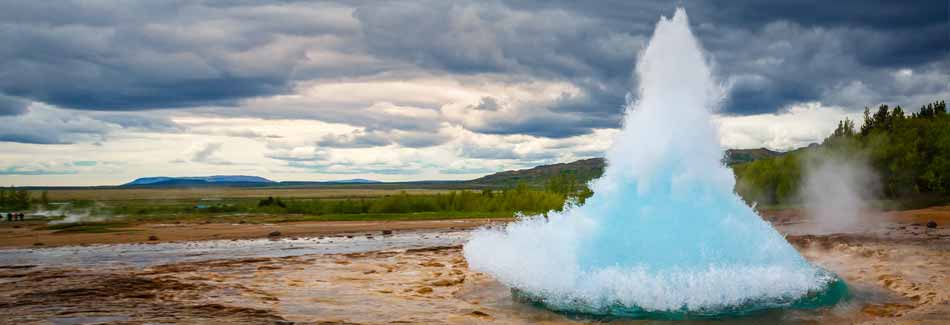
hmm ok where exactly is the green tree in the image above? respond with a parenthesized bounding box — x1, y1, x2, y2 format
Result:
(735, 100, 950, 205)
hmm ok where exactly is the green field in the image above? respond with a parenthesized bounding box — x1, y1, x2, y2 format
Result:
(28, 179, 589, 225)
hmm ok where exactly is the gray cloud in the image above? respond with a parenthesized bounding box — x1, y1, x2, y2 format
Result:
(457, 139, 560, 162)
(90, 114, 182, 132)
(393, 131, 452, 148)
(704, 16, 949, 114)
(280, 157, 428, 175)
(0, 105, 115, 144)
(458, 141, 519, 160)
(192, 143, 222, 162)
(318, 129, 452, 149)
(690, 0, 946, 30)
(318, 131, 391, 148)
(217, 129, 283, 139)
(440, 166, 499, 175)
(353, 0, 947, 123)
(0, 104, 190, 144)
(0, 0, 945, 141)
(190, 142, 238, 165)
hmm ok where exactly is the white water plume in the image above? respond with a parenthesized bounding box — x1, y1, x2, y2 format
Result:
(464, 8, 840, 314)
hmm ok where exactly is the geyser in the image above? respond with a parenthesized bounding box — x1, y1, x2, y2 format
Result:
(464, 8, 846, 319)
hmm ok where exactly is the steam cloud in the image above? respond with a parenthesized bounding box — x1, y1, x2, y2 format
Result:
(34, 206, 112, 225)
(802, 152, 878, 234)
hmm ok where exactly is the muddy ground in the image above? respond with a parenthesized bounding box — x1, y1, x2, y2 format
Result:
(0, 219, 503, 248)
(0, 208, 948, 324)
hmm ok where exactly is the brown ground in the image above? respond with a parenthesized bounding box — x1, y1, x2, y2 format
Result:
(0, 208, 948, 324)
(759, 205, 950, 227)
(0, 218, 506, 248)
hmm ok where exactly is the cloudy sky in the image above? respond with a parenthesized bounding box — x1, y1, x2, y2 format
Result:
(0, 1, 947, 186)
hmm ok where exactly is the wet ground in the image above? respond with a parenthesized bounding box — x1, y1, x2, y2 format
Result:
(1, 210, 948, 324)
(0, 219, 501, 248)
(0, 229, 469, 268)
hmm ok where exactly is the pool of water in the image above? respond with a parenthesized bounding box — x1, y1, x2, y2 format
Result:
(510, 272, 850, 320)
(0, 229, 469, 268)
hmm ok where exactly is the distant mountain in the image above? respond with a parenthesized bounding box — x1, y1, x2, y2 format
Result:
(466, 158, 605, 187)
(121, 176, 385, 188)
(122, 175, 275, 187)
(724, 148, 787, 165)
(466, 148, 790, 187)
(322, 178, 383, 184)
(117, 148, 787, 188)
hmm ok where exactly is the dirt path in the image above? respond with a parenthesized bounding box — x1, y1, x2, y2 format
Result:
(0, 218, 510, 248)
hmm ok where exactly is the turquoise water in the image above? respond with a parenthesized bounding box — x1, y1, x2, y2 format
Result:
(511, 271, 849, 320)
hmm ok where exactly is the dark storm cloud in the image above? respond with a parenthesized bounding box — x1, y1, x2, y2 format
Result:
(0, 0, 946, 137)
(692, 0, 948, 114)
(0, 1, 358, 111)
(707, 18, 948, 114)
(510, 0, 948, 69)
(466, 113, 609, 139)
(353, 0, 947, 118)
(452, 94, 622, 138)
(693, 0, 946, 30)
(0, 94, 29, 116)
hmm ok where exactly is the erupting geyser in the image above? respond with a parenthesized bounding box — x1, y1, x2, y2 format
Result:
(464, 8, 846, 319)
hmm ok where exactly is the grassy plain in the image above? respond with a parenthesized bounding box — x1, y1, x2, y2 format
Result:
(41, 187, 451, 201)
(0, 186, 523, 247)
(29, 186, 538, 226)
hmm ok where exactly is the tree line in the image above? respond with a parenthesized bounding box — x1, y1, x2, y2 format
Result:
(0, 187, 44, 211)
(733, 100, 949, 206)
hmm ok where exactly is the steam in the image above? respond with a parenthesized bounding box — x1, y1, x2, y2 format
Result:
(34, 206, 112, 225)
(802, 153, 877, 234)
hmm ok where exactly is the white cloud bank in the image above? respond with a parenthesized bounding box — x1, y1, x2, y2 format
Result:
(716, 102, 859, 151)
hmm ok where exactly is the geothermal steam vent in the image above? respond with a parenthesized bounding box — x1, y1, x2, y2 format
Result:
(463, 8, 847, 319)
